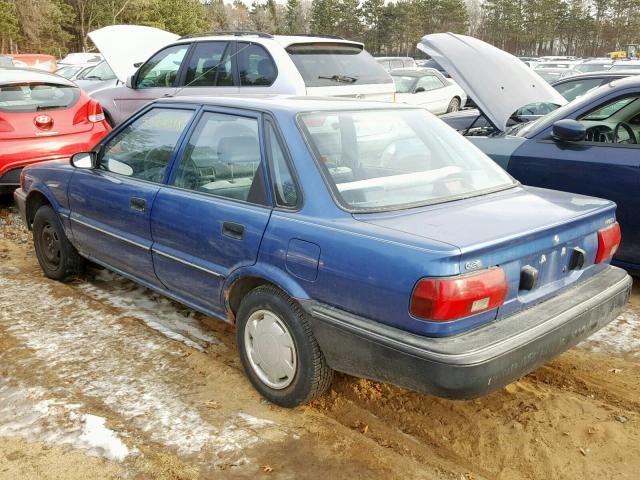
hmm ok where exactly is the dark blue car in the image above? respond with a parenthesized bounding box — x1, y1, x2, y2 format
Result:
(14, 97, 631, 407)
(421, 33, 640, 272)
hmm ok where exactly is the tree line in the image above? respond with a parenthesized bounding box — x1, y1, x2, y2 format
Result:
(0, 0, 639, 58)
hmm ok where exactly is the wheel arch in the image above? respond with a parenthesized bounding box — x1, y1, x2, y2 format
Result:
(25, 188, 56, 229)
(223, 265, 311, 322)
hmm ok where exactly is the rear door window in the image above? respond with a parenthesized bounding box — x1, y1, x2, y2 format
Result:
(416, 75, 444, 91)
(184, 41, 234, 87)
(0, 83, 80, 112)
(286, 43, 391, 87)
(237, 43, 277, 86)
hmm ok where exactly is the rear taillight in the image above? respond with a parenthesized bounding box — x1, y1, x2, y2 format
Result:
(410, 268, 508, 322)
(88, 100, 105, 123)
(595, 222, 621, 264)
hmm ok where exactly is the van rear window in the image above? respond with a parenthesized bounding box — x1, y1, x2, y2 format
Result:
(0, 83, 79, 112)
(286, 43, 392, 87)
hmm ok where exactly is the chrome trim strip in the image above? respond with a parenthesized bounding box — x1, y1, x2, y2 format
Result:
(151, 248, 225, 278)
(70, 216, 150, 251)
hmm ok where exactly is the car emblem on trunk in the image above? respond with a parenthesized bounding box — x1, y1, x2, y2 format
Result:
(34, 114, 53, 130)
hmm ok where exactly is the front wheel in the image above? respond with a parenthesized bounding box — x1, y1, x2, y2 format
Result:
(32, 205, 84, 281)
(446, 97, 461, 113)
(236, 285, 333, 407)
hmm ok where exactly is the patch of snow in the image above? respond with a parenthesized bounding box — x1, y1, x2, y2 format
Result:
(78, 269, 220, 352)
(578, 310, 640, 357)
(0, 276, 282, 463)
(0, 380, 130, 462)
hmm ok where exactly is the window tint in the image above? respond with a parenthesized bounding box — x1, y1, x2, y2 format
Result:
(0, 83, 79, 112)
(237, 43, 277, 86)
(417, 75, 444, 91)
(185, 41, 234, 87)
(136, 44, 189, 89)
(266, 122, 298, 207)
(172, 112, 266, 205)
(99, 108, 193, 183)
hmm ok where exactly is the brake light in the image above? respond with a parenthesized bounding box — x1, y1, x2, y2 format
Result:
(410, 268, 508, 322)
(595, 222, 621, 264)
(88, 100, 105, 123)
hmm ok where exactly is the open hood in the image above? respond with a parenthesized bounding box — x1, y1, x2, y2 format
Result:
(88, 25, 179, 83)
(417, 33, 567, 131)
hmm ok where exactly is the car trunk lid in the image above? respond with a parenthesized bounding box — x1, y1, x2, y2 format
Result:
(417, 33, 567, 131)
(354, 186, 617, 318)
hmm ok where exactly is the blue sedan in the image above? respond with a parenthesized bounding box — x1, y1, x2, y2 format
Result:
(14, 97, 631, 406)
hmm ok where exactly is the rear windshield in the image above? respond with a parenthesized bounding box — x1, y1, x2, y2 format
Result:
(392, 75, 417, 93)
(0, 83, 80, 112)
(287, 43, 391, 87)
(298, 109, 515, 211)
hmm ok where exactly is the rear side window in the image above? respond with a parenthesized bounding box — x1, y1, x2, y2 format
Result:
(185, 41, 234, 87)
(287, 43, 391, 87)
(99, 108, 194, 183)
(237, 43, 277, 86)
(554, 78, 604, 102)
(266, 121, 298, 207)
(416, 75, 444, 91)
(0, 83, 80, 112)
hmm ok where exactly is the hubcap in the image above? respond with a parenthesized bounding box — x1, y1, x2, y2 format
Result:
(41, 224, 61, 268)
(244, 309, 297, 389)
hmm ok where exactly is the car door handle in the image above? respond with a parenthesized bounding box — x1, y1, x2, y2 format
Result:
(130, 197, 146, 212)
(222, 222, 245, 240)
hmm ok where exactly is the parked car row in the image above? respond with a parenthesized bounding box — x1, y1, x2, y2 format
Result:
(1, 29, 636, 409)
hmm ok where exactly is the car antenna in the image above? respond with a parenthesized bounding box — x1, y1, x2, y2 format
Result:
(168, 42, 255, 98)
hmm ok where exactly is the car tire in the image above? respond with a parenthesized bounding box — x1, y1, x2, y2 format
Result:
(236, 285, 334, 407)
(33, 205, 84, 281)
(446, 97, 461, 113)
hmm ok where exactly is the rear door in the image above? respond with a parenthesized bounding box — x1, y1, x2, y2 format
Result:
(68, 105, 196, 286)
(150, 107, 272, 315)
(175, 40, 239, 97)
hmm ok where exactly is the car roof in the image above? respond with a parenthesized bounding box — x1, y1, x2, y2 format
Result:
(155, 95, 416, 114)
(552, 71, 635, 84)
(0, 67, 76, 86)
(174, 34, 363, 48)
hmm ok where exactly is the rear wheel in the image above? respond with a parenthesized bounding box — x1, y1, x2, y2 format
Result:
(236, 285, 333, 407)
(446, 97, 461, 113)
(33, 205, 84, 281)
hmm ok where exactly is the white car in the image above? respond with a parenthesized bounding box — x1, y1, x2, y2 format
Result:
(391, 68, 467, 114)
(88, 25, 395, 125)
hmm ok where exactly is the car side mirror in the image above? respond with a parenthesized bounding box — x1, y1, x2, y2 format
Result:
(70, 152, 95, 169)
(414, 87, 426, 93)
(126, 73, 135, 89)
(552, 119, 586, 142)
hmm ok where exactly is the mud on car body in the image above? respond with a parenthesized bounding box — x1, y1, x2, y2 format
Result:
(14, 96, 631, 407)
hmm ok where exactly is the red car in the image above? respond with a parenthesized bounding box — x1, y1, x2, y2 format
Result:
(0, 68, 110, 193)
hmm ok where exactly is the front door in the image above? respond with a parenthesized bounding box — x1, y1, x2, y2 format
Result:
(68, 106, 196, 285)
(150, 108, 272, 315)
(114, 44, 191, 122)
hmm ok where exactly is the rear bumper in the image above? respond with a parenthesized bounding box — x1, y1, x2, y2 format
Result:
(13, 187, 28, 227)
(303, 265, 632, 399)
(0, 167, 21, 194)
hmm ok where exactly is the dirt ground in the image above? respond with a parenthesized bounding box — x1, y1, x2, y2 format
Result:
(0, 196, 638, 480)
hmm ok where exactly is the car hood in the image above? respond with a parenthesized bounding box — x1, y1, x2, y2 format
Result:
(88, 25, 179, 83)
(417, 33, 567, 131)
